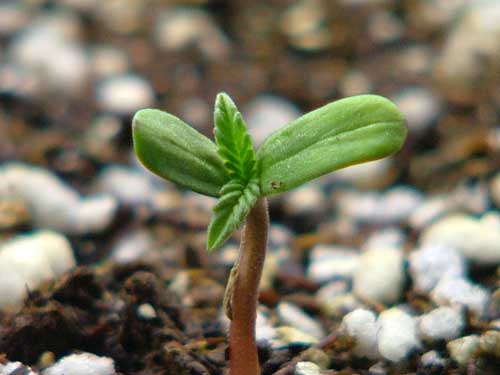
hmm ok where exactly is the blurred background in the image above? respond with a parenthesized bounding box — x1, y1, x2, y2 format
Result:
(0, 0, 500, 372)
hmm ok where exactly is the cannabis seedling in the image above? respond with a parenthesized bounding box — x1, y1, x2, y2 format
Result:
(132, 93, 406, 375)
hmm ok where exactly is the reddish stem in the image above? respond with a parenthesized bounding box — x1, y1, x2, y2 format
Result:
(229, 198, 269, 375)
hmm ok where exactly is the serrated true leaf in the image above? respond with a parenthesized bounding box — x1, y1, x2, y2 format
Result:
(214, 93, 257, 182)
(133, 108, 229, 197)
(207, 178, 260, 251)
(256, 95, 407, 196)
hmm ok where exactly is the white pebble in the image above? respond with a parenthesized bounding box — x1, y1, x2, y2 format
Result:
(43, 352, 115, 375)
(274, 326, 319, 347)
(0, 362, 36, 375)
(277, 302, 324, 339)
(431, 277, 490, 316)
(244, 94, 301, 146)
(154, 8, 229, 60)
(418, 307, 465, 341)
(96, 165, 156, 206)
(0, 230, 76, 310)
(97, 74, 154, 114)
(307, 245, 360, 283)
(362, 228, 406, 252)
(447, 335, 480, 368)
(111, 229, 154, 264)
(332, 158, 391, 188)
(420, 350, 447, 368)
(137, 303, 157, 320)
(295, 361, 321, 375)
(284, 185, 327, 216)
(341, 308, 379, 359)
(392, 87, 441, 133)
(353, 248, 404, 304)
(0, 163, 117, 234)
(421, 213, 500, 265)
(377, 308, 420, 362)
(408, 244, 466, 294)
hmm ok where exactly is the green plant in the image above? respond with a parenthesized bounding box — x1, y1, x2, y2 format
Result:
(133, 93, 406, 375)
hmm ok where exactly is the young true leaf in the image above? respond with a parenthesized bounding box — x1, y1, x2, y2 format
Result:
(207, 178, 260, 251)
(207, 93, 259, 250)
(214, 93, 257, 182)
(256, 95, 407, 196)
(133, 109, 229, 197)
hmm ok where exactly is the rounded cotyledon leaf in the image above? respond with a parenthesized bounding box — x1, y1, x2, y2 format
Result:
(133, 108, 229, 197)
(256, 94, 407, 196)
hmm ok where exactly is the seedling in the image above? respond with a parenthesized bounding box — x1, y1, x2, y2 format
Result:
(132, 93, 406, 375)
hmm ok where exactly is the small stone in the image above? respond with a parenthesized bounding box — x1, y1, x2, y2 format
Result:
(338, 69, 373, 97)
(368, 10, 404, 44)
(447, 335, 480, 368)
(283, 185, 327, 217)
(97, 74, 154, 114)
(341, 308, 379, 359)
(479, 330, 500, 357)
(431, 277, 490, 316)
(277, 302, 324, 339)
(244, 95, 301, 146)
(0, 163, 117, 235)
(421, 213, 500, 265)
(0, 361, 37, 375)
(418, 307, 465, 341)
(307, 245, 360, 283)
(274, 326, 319, 347)
(353, 248, 404, 305)
(420, 350, 447, 368)
(332, 159, 392, 188)
(392, 87, 442, 133)
(137, 303, 157, 320)
(295, 361, 321, 375)
(336, 186, 422, 224)
(96, 166, 156, 206)
(42, 352, 115, 375)
(90, 45, 129, 79)
(377, 308, 420, 362)
(111, 229, 154, 264)
(321, 293, 362, 317)
(8, 13, 89, 93)
(154, 8, 229, 60)
(408, 244, 466, 294)
(408, 195, 452, 230)
(367, 362, 387, 375)
(362, 228, 406, 252)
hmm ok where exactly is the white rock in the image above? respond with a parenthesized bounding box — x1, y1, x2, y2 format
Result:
(362, 228, 406, 252)
(408, 244, 466, 294)
(337, 187, 422, 224)
(277, 302, 324, 339)
(111, 229, 154, 264)
(0, 163, 117, 234)
(447, 335, 480, 368)
(392, 87, 441, 133)
(154, 8, 229, 60)
(421, 213, 500, 265)
(332, 158, 391, 188)
(96, 166, 156, 206)
(284, 185, 327, 216)
(43, 352, 115, 375)
(295, 361, 321, 375)
(0, 230, 76, 310)
(307, 245, 360, 283)
(408, 195, 452, 230)
(97, 74, 154, 114)
(434, 1, 500, 90)
(90, 45, 129, 79)
(255, 310, 277, 343)
(341, 308, 379, 359)
(377, 308, 420, 362)
(353, 248, 404, 304)
(137, 303, 157, 320)
(420, 350, 447, 368)
(274, 326, 319, 347)
(0, 361, 37, 375)
(418, 307, 465, 341)
(8, 13, 89, 93)
(431, 277, 490, 316)
(244, 95, 301, 146)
